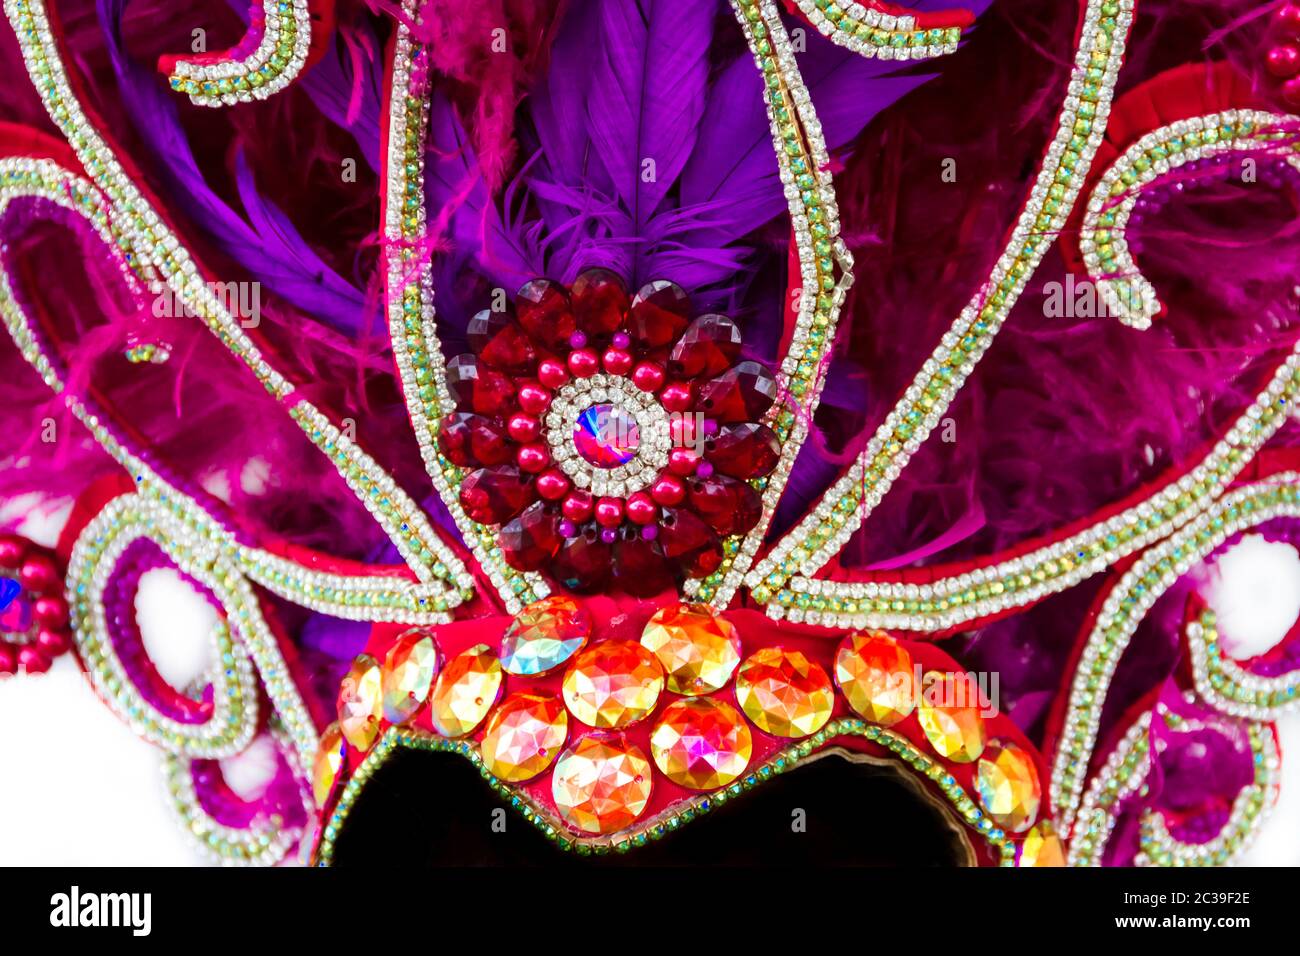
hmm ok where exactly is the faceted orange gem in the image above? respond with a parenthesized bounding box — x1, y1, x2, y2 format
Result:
(312, 722, 345, 806)
(834, 631, 915, 725)
(480, 692, 568, 782)
(734, 647, 834, 738)
(640, 603, 742, 695)
(338, 653, 383, 751)
(562, 640, 664, 728)
(976, 739, 1041, 833)
(381, 629, 439, 724)
(917, 671, 988, 763)
(650, 697, 752, 790)
(1017, 820, 1066, 867)
(551, 733, 653, 834)
(428, 643, 502, 737)
(500, 595, 591, 676)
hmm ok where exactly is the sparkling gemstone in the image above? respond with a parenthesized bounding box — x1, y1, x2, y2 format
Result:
(429, 644, 503, 737)
(687, 474, 762, 536)
(658, 508, 724, 577)
(706, 423, 780, 479)
(834, 631, 915, 725)
(735, 647, 834, 737)
(468, 309, 536, 371)
(626, 280, 690, 348)
(570, 268, 628, 335)
(312, 722, 345, 806)
(459, 466, 533, 525)
(446, 354, 516, 416)
(976, 739, 1041, 833)
(562, 640, 664, 728)
(500, 501, 562, 571)
(573, 403, 640, 468)
(551, 733, 652, 834)
(695, 361, 777, 423)
(917, 672, 988, 763)
(640, 603, 742, 695)
(437, 413, 512, 467)
(381, 629, 439, 724)
(651, 697, 752, 790)
(669, 313, 742, 378)
(500, 595, 591, 675)
(338, 653, 383, 751)
(612, 533, 674, 597)
(553, 531, 611, 592)
(516, 278, 576, 349)
(1016, 820, 1066, 867)
(480, 692, 568, 782)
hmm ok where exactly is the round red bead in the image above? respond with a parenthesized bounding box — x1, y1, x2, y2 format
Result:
(517, 443, 550, 473)
(18, 645, 50, 674)
(667, 447, 700, 476)
(33, 596, 68, 628)
(508, 413, 541, 443)
(659, 382, 694, 412)
(19, 555, 59, 594)
(36, 628, 70, 657)
(537, 358, 570, 389)
(1268, 44, 1300, 77)
(567, 348, 600, 378)
(516, 383, 552, 415)
(631, 362, 666, 392)
(0, 643, 16, 674)
(625, 492, 658, 525)
(536, 469, 571, 500)
(602, 348, 634, 376)
(562, 492, 594, 522)
(595, 497, 625, 528)
(650, 475, 686, 506)
(0, 535, 26, 569)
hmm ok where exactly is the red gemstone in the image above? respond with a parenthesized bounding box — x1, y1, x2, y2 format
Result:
(570, 268, 629, 336)
(438, 413, 512, 467)
(613, 534, 674, 597)
(468, 310, 536, 371)
(669, 314, 743, 378)
(627, 280, 690, 349)
(695, 361, 777, 423)
(516, 279, 576, 348)
(459, 466, 534, 525)
(688, 474, 763, 535)
(553, 530, 611, 592)
(706, 423, 780, 479)
(658, 508, 724, 577)
(500, 502, 562, 571)
(447, 355, 517, 416)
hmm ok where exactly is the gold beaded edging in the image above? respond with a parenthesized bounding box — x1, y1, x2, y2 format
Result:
(0, 160, 460, 623)
(1079, 110, 1300, 328)
(744, 0, 1136, 619)
(694, 0, 857, 608)
(381, 2, 545, 613)
(792, 0, 963, 62)
(166, 0, 313, 108)
(1188, 608, 1300, 720)
(1, 0, 473, 600)
(1067, 708, 1276, 866)
(313, 719, 1017, 865)
(1049, 474, 1300, 833)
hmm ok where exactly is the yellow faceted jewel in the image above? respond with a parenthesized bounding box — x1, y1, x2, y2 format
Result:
(429, 643, 503, 737)
(917, 671, 988, 763)
(1017, 820, 1066, 867)
(480, 692, 568, 782)
(640, 603, 742, 695)
(976, 739, 1041, 833)
(651, 697, 752, 790)
(381, 629, 439, 724)
(734, 647, 834, 738)
(562, 640, 664, 728)
(338, 653, 383, 751)
(312, 722, 345, 806)
(551, 734, 653, 834)
(834, 630, 915, 725)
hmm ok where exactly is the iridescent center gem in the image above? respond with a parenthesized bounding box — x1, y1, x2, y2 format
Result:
(500, 596, 590, 676)
(976, 739, 1041, 833)
(573, 403, 639, 468)
(480, 692, 568, 782)
(734, 647, 834, 738)
(429, 644, 503, 737)
(338, 654, 384, 751)
(551, 733, 653, 834)
(651, 697, 752, 790)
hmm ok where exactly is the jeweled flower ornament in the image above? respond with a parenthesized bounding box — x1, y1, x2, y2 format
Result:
(1, 0, 1299, 870)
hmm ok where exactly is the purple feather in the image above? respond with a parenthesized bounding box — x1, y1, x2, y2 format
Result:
(96, 0, 368, 334)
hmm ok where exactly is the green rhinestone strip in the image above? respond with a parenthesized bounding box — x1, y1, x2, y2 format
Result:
(314, 718, 1016, 865)
(792, 0, 964, 62)
(1050, 474, 1300, 833)
(1079, 110, 1300, 328)
(1188, 609, 1300, 720)
(381, 5, 546, 612)
(1067, 709, 1276, 867)
(0, 2, 473, 598)
(694, 0, 857, 608)
(166, 0, 312, 108)
(744, 0, 1135, 616)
